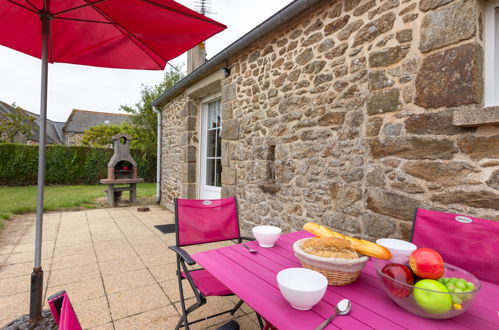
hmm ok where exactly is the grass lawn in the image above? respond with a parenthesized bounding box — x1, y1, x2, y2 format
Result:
(0, 183, 156, 227)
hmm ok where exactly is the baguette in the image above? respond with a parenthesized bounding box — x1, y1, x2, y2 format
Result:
(303, 222, 392, 260)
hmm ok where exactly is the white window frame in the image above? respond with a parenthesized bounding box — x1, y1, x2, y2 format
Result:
(484, 0, 499, 107)
(198, 92, 222, 199)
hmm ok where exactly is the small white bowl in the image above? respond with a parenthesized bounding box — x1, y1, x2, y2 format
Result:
(252, 225, 282, 247)
(277, 268, 328, 310)
(376, 238, 417, 264)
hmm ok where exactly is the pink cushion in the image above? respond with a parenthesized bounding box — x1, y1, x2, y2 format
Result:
(412, 208, 499, 285)
(182, 270, 233, 296)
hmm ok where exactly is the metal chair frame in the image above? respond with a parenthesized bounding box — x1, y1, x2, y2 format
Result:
(169, 197, 264, 330)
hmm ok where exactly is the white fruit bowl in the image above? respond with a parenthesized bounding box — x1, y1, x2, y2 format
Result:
(376, 238, 417, 264)
(252, 225, 281, 247)
(277, 268, 328, 310)
(373, 259, 481, 319)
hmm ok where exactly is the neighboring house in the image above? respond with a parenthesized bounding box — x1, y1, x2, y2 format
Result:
(62, 109, 130, 145)
(153, 0, 499, 240)
(0, 101, 64, 144)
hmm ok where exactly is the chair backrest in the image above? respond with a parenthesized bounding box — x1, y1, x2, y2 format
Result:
(47, 290, 82, 330)
(411, 208, 499, 285)
(175, 196, 240, 246)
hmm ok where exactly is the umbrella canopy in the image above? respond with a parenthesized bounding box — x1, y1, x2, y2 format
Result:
(1, 0, 226, 69)
(0, 0, 225, 324)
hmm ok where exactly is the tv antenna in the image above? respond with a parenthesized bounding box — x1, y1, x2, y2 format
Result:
(194, 0, 212, 16)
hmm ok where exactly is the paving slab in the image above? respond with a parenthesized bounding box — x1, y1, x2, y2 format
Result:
(0, 205, 260, 329)
(72, 296, 112, 329)
(102, 268, 156, 295)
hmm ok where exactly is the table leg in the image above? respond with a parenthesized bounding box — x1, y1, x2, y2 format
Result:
(107, 185, 114, 207)
(130, 183, 137, 204)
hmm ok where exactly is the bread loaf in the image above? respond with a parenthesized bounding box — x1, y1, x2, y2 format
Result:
(303, 222, 392, 260)
(302, 237, 358, 259)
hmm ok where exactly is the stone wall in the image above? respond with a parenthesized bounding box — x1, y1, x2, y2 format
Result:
(160, 0, 499, 240)
(63, 132, 84, 146)
(160, 94, 213, 209)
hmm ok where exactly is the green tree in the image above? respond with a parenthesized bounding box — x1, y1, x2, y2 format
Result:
(0, 103, 36, 143)
(81, 122, 136, 147)
(120, 67, 183, 154)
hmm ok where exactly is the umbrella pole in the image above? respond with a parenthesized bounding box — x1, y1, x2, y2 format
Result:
(29, 12, 50, 324)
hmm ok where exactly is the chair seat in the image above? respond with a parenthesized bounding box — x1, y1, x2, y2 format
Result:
(182, 269, 233, 296)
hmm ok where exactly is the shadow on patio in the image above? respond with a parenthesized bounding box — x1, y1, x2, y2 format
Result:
(0, 206, 259, 329)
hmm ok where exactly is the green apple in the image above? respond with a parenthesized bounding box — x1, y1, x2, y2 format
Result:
(414, 279, 453, 314)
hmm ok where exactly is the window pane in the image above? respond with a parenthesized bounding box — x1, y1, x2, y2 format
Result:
(207, 129, 216, 157)
(206, 159, 215, 186)
(215, 158, 222, 187)
(216, 127, 221, 158)
(204, 98, 222, 188)
(207, 102, 218, 129)
(215, 99, 221, 128)
(496, 8, 499, 106)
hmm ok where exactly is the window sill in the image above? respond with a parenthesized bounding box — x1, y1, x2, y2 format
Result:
(452, 106, 499, 127)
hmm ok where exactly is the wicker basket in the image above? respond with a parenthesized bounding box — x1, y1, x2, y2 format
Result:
(293, 238, 369, 286)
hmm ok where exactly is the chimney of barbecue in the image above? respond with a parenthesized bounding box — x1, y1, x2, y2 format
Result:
(107, 133, 138, 180)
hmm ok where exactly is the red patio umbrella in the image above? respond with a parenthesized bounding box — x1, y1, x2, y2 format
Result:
(0, 0, 225, 323)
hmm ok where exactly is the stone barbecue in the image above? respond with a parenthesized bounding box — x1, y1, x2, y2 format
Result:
(100, 133, 143, 206)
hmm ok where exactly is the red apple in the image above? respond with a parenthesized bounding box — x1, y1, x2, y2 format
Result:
(409, 248, 445, 279)
(381, 263, 414, 298)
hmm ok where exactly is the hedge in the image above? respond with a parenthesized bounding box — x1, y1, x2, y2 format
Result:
(0, 143, 156, 186)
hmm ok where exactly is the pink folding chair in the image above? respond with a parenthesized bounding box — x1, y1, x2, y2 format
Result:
(47, 290, 82, 330)
(169, 197, 263, 329)
(411, 208, 499, 285)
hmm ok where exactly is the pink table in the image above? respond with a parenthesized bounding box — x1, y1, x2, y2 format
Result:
(192, 231, 499, 329)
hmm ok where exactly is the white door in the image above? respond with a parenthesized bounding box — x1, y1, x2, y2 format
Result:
(199, 97, 222, 199)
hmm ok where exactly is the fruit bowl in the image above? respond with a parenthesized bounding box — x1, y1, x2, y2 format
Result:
(373, 259, 481, 319)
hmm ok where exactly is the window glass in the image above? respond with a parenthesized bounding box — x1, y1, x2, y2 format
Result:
(206, 159, 215, 186)
(216, 125, 222, 160)
(205, 98, 222, 187)
(215, 158, 222, 187)
(206, 129, 216, 157)
(207, 100, 221, 128)
(484, 2, 499, 106)
(496, 7, 499, 104)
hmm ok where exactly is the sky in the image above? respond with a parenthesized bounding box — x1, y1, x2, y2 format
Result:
(0, 0, 293, 122)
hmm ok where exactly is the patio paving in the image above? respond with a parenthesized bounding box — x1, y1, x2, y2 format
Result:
(0, 206, 261, 329)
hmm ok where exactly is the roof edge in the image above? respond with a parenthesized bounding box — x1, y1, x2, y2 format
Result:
(152, 0, 324, 107)
(70, 109, 130, 116)
(62, 109, 78, 132)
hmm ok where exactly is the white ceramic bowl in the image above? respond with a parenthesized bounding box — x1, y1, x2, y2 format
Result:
(252, 225, 282, 247)
(277, 268, 328, 310)
(376, 238, 417, 264)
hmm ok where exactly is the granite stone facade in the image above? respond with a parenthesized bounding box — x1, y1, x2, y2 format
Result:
(63, 132, 84, 146)
(159, 0, 499, 240)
